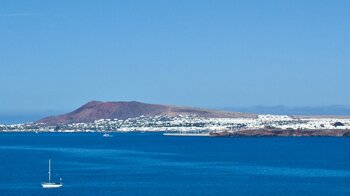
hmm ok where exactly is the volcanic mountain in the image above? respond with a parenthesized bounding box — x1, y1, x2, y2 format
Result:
(36, 101, 257, 125)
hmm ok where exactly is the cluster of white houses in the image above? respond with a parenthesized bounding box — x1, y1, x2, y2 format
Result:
(0, 115, 349, 132)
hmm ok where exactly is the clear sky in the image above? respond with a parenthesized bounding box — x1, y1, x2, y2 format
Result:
(1, 0, 349, 112)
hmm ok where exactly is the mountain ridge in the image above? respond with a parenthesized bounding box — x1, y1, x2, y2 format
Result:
(36, 101, 257, 125)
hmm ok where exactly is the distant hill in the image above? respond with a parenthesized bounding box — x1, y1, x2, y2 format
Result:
(36, 101, 257, 125)
(222, 105, 350, 116)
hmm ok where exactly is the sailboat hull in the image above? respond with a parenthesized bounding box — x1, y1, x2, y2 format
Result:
(41, 182, 63, 188)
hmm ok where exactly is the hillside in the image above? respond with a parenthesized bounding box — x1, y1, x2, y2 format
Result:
(36, 101, 257, 125)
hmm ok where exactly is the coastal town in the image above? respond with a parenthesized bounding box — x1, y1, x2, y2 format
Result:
(1, 115, 350, 135)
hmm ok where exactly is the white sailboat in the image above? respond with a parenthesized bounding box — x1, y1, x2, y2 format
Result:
(103, 133, 113, 137)
(41, 159, 63, 188)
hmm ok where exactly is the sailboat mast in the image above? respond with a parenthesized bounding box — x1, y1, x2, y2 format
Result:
(48, 159, 51, 183)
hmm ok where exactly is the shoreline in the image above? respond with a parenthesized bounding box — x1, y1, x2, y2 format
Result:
(209, 129, 350, 137)
(0, 129, 350, 137)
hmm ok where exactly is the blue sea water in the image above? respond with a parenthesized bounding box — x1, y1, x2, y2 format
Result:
(0, 133, 349, 196)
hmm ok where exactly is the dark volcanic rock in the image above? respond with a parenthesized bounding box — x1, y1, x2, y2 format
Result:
(210, 129, 350, 137)
(37, 101, 256, 125)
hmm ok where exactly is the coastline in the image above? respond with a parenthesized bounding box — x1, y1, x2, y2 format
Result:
(1, 129, 350, 137)
(209, 129, 350, 137)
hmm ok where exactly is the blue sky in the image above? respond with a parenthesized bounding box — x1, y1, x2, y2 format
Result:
(1, 0, 349, 112)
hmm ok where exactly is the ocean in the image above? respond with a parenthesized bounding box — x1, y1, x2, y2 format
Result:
(0, 133, 349, 196)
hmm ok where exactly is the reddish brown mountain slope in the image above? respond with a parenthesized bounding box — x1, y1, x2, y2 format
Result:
(36, 101, 257, 125)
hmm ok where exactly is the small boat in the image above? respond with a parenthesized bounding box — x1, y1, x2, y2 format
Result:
(41, 159, 63, 188)
(103, 133, 113, 137)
